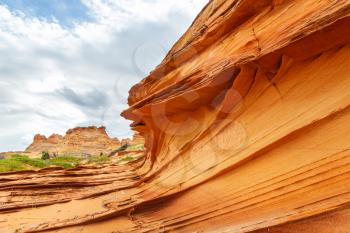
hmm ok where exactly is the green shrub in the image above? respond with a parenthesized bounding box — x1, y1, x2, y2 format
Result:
(41, 151, 50, 160)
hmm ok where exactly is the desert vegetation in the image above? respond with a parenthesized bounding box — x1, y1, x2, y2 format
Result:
(0, 141, 145, 173)
(0, 154, 85, 172)
(0, 154, 107, 172)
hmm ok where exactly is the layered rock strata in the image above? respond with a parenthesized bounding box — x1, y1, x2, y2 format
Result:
(25, 126, 121, 157)
(2, 0, 350, 232)
(120, 0, 350, 231)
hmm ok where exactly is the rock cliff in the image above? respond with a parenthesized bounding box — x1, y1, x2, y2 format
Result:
(120, 0, 350, 231)
(25, 126, 121, 157)
(2, 0, 350, 232)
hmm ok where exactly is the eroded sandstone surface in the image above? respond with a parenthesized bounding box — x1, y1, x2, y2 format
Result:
(2, 0, 350, 232)
(25, 126, 121, 157)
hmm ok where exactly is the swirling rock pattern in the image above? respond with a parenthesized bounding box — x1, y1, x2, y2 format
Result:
(2, 0, 350, 232)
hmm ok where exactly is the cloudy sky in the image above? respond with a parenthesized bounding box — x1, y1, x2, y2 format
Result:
(0, 0, 208, 152)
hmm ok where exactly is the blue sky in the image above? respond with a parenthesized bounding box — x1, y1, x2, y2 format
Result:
(0, 0, 91, 27)
(0, 0, 208, 152)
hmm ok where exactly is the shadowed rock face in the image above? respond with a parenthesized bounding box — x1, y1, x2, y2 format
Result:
(2, 0, 350, 232)
(25, 126, 121, 157)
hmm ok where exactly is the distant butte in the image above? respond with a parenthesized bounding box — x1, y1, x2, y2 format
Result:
(25, 126, 122, 157)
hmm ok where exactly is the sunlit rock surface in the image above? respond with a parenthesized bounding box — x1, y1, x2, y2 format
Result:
(2, 0, 350, 232)
(25, 126, 121, 157)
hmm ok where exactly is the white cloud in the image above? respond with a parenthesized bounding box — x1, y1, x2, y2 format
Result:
(0, 0, 208, 151)
(82, 0, 204, 25)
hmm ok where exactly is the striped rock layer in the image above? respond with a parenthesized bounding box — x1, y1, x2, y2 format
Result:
(2, 0, 350, 232)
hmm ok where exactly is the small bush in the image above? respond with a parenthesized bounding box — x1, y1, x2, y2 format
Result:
(41, 151, 50, 160)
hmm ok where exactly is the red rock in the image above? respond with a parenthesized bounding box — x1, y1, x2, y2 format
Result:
(2, 1, 350, 232)
(25, 126, 121, 157)
(32, 134, 47, 143)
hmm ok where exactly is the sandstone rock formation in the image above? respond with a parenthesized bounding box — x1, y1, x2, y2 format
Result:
(25, 126, 121, 157)
(131, 132, 144, 144)
(2, 0, 350, 232)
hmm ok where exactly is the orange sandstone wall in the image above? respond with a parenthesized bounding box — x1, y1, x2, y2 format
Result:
(119, 0, 350, 232)
(3, 1, 350, 232)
